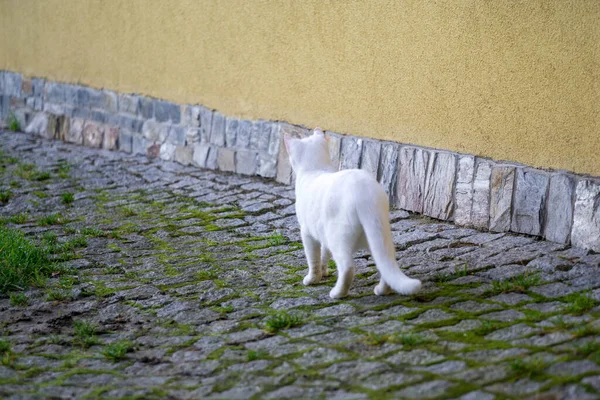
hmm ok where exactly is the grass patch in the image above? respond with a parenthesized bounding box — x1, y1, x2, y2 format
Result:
(0, 227, 52, 293)
(73, 320, 99, 348)
(0, 190, 11, 204)
(101, 341, 133, 361)
(509, 357, 547, 379)
(80, 227, 104, 237)
(38, 213, 64, 226)
(490, 272, 541, 294)
(9, 292, 28, 306)
(56, 162, 71, 179)
(267, 231, 287, 246)
(247, 350, 268, 362)
(61, 193, 75, 205)
(562, 291, 597, 315)
(0, 339, 13, 366)
(197, 270, 218, 281)
(6, 113, 20, 132)
(264, 311, 303, 333)
(46, 289, 71, 302)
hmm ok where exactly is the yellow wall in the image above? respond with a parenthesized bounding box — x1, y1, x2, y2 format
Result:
(1, 0, 599, 176)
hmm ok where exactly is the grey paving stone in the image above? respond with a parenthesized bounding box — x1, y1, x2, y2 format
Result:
(530, 282, 577, 298)
(460, 391, 496, 400)
(488, 293, 533, 306)
(485, 323, 539, 341)
(480, 309, 525, 322)
(360, 372, 424, 390)
(462, 348, 529, 363)
(387, 349, 445, 366)
(436, 319, 482, 333)
(393, 380, 454, 399)
(546, 360, 600, 376)
(407, 309, 454, 325)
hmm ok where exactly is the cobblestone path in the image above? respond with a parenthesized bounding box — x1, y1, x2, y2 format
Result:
(1, 131, 600, 399)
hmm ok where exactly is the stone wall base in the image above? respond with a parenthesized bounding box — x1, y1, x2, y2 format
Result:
(1, 70, 598, 251)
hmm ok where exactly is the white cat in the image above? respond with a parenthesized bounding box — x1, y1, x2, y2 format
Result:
(285, 128, 422, 299)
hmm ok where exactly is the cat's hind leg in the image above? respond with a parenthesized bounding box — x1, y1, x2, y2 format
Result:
(329, 252, 355, 299)
(320, 246, 331, 277)
(301, 231, 322, 285)
(374, 279, 394, 296)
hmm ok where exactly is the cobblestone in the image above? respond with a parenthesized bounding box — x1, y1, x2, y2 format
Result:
(0, 131, 600, 399)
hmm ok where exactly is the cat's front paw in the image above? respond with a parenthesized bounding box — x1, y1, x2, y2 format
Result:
(303, 274, 321, 286)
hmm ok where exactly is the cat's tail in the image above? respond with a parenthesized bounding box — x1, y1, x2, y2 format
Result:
(359, 209, 422, 296)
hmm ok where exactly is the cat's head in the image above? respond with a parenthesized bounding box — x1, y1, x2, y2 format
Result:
(284, 128, 332, 173)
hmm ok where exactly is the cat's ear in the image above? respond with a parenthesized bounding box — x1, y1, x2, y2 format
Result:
(313, 127, 324, 136)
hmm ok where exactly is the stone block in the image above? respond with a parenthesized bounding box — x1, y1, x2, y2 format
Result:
(210, 111, 226, 146)
(378, 143, 399, 201)
(511, 168, 549, 236)
(275, 123, 309, 185)
(0, 95, 7, 119)
(25, 97, 43, 111)
(90, 110, 108, 124)
(142, 119, 169, 142)
(88, 88, 105, 109)
(324, 132, 342, 170)
(118, 115, 143, 133)
(258, 122, 274, 153)
(205, 146, 218, 170)
(160, 142, 177, 161)
(118, 94, 139, 115)
(217, 148, 235, 172)
(360, 140, 381, 179)
(44, 102, 65, 116)
(454, 156, 475, 226)
(83, 121, 104, 148)
(24, 113, 48, 137)
(544, 174, 576, 244)
(250, 120, 264, 151)
(118, 129, 133, 153)
(102, 90, 118, 113)
(489, 166, 516, 232)
(236, 120, 252, 148)
(186, 128, 201, 145)
(571, 179, 600, 252)
(423, 152, 456, 220)
(174, 146, 193, 165)
(396, 147, 430, 213)
(67, 118, 85, 145)
(258, 155, 277, 178)
(268, 123, 281, 157)
(62, 84, 79, 107)
(225, 118, 239, 148)
(471, 160, 492, 229)
(236, 150, 257, 176)
(139, 96, 154, 119)
(21, 77, 33, 96)
(103, 126, 119, 150)
(31, 78, 45, 97)
(167, 126, 186, 146)
(45, 115, 58, 139)
(45, 82, 65, 104)
(0, 71, 4, 93)
(4, 72, 22, 97)
(132, 134, 148, 155)
(56, 116, 70, 141)
(182, 105, 202, 128)
(340, 136, 363, 170)
(154, 100, 180, 123)
(192, 144, 211, 168)
(199, 107, 213, 143)
(147, 143, 160, 158)
(71, 107, 89, 119)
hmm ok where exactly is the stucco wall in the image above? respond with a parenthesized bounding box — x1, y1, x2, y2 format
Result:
(1, 0, 599, 176)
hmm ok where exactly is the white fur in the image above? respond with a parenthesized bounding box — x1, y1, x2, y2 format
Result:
(286, 129, 422, 299)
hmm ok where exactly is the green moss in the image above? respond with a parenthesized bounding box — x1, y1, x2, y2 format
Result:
(562, 291, 598, 315)
(488, 272, 541, 295)
(264, 311, 303, 333)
